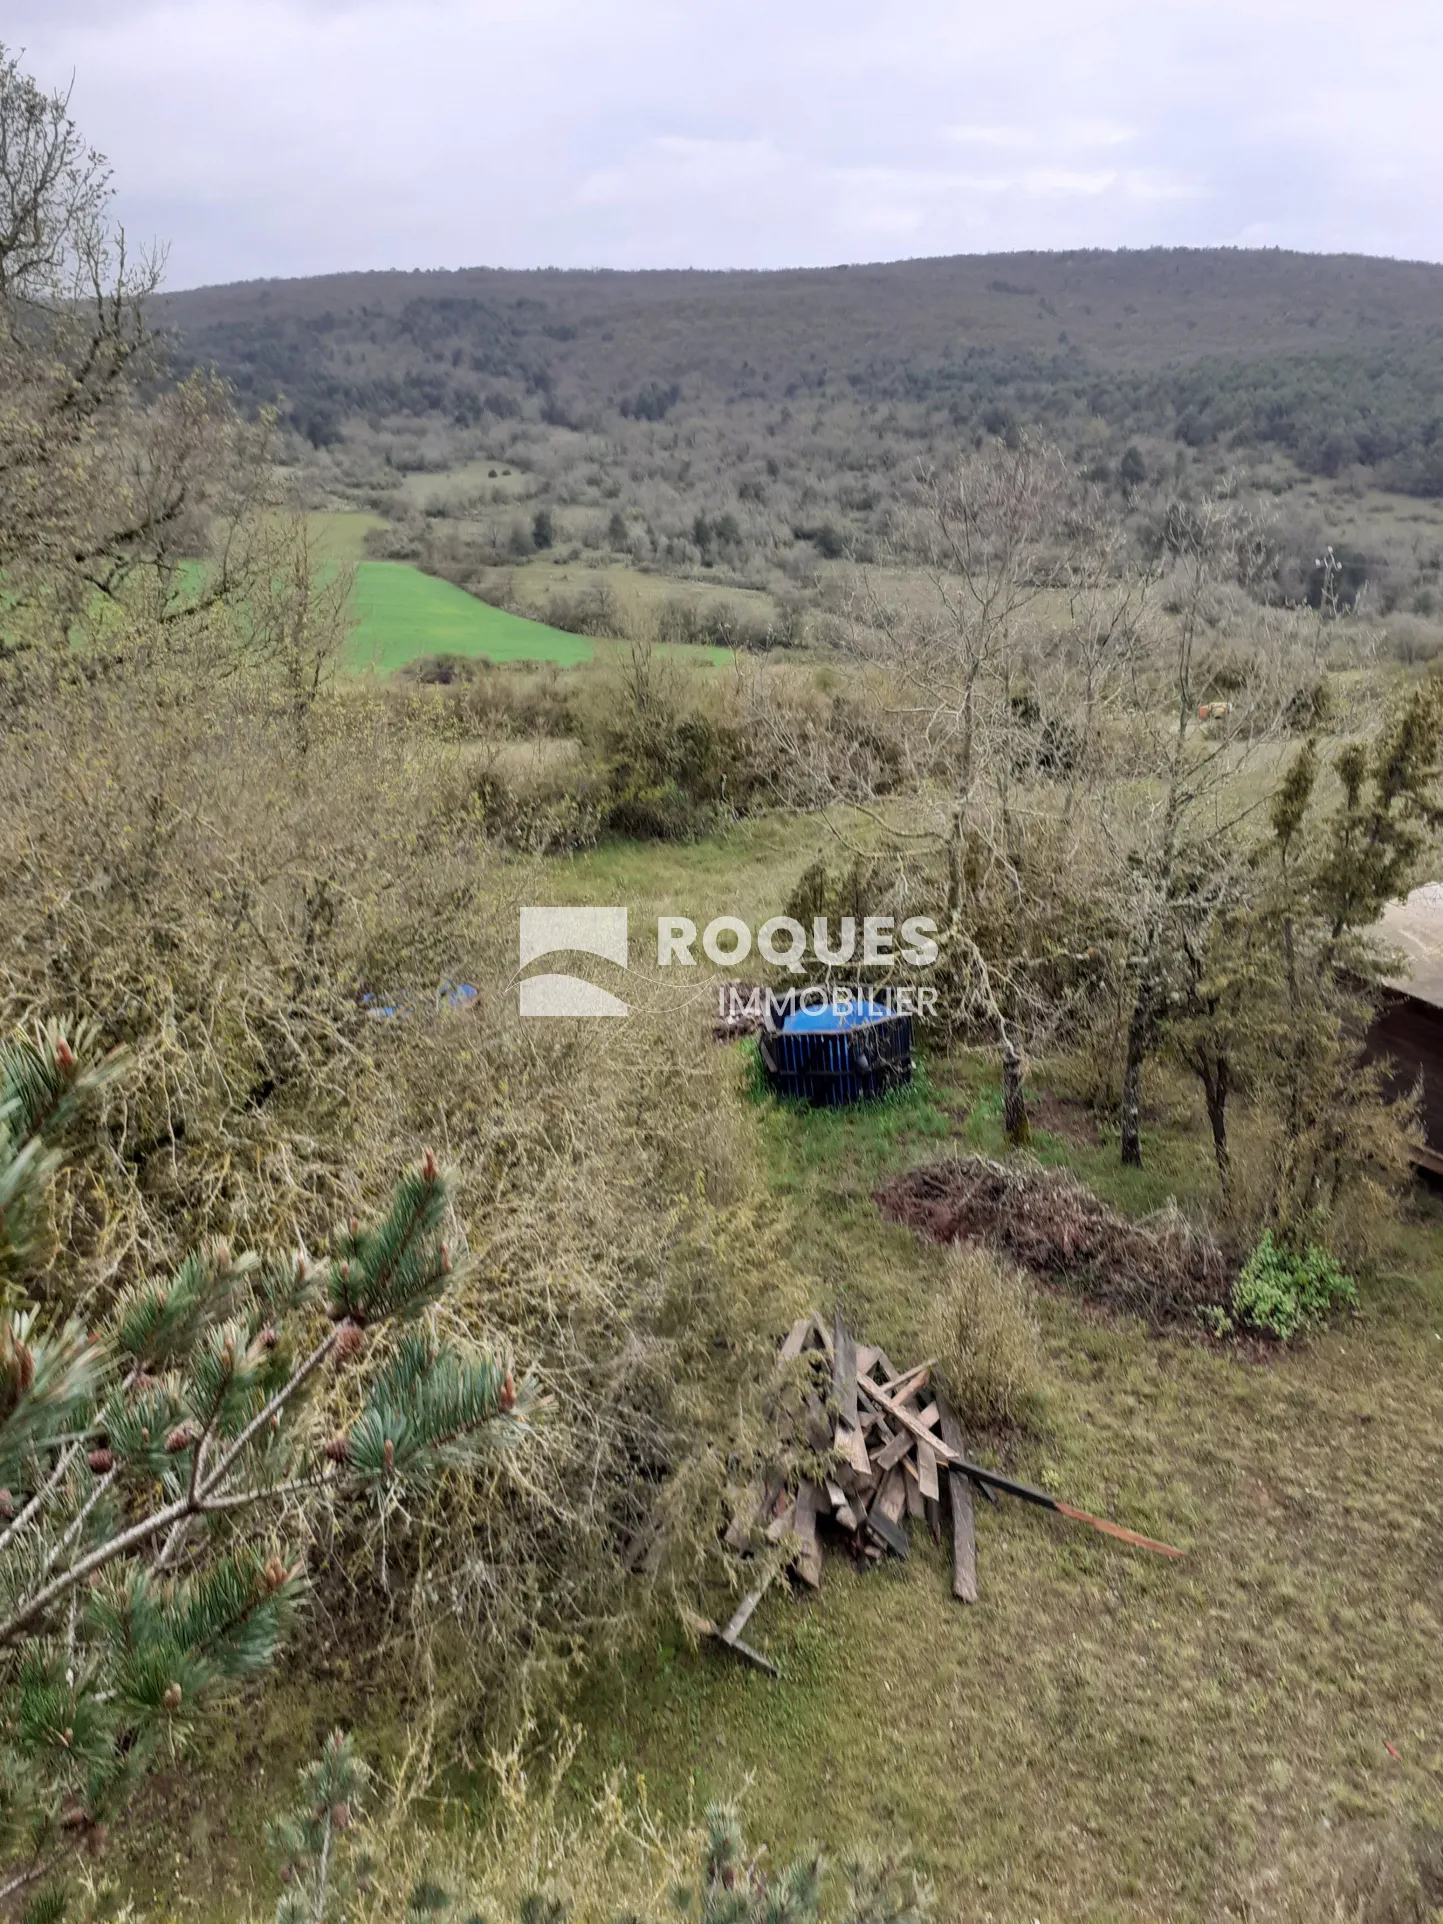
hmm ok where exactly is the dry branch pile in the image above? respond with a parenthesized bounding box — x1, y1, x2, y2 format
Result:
(875, 1154, 1231, 1323)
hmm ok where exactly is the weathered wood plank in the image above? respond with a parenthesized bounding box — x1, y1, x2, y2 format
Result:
(916, 1436, 941, 1504)
(875, 1425, 916, 1474)
(935, 1393, 978, 1605)
(765, 1497, 797, 1542)
(833, 1312, 859, 1432)
(794, 1481, 823, 1587)
(867, 1507, 909, 1558)
(779, 1317, 811, 1361)
(719, 1564, 777, 1642)
(879, 1359, 933, 1401)
(874, 1463, 907, 1524)
(858, 1378, 967, 1463)
(904, 1466, 924, 1519)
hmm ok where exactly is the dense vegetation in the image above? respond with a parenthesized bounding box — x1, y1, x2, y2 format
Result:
(7, 41, 1443, 1924)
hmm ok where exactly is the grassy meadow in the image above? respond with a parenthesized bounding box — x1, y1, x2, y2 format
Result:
(347, 560, 596, 671)
(109, 807, 1443, 1924)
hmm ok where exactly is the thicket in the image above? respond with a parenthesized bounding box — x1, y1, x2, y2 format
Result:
(0, 47, 800, 1909)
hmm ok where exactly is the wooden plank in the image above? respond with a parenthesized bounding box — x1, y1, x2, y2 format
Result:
(904, 1467, 924, 1520)
(867, 1507, 909, 1558)
(915, 1402, 941, 1434)
(719, 1565, 777, 1642)
(855, 1344, 880, 1373)
(879, 1359, 934, 1401)
(935, 1394, 978, 1605)
(794, 1481, 823, 1587)
(725, 1635, 779, 1675)
(779, 1317, 811, 1361)
(833, 1313, 859, 1432)
(916, 1436, 940, 1504)
(924, 1494, 943, 1545)
(858, 1378, 968, 1464)
(874, 1464, 907, 1525)
(807, 1312, 833, 1355)
(874, 1425, 916, 1474)
(765, 1496, 797, 1542)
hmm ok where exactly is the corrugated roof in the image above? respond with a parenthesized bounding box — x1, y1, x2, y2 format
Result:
(1378, 883, 1443, 1009)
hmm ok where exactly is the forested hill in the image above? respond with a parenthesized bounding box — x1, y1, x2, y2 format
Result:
(159, 248, 1443, 495)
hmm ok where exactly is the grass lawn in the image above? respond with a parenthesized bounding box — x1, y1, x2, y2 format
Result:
(346, 560, 597, 672)
(563, 1050, 1443, 1921)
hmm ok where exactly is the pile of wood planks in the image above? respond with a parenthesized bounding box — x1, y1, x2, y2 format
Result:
(706, 1312, 1185, 1670)
(792, 1309, 979, 1601)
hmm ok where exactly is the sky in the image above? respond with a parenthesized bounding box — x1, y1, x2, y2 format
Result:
(10, 0, 1443, 290)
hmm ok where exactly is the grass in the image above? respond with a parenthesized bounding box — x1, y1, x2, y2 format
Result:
(559, 1042, 1443, 1921)
(116, 813, 1443, 1924)
(346, 560, 597, 673)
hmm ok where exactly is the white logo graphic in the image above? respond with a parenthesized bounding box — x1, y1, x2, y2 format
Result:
(519, 907, 629, 1018)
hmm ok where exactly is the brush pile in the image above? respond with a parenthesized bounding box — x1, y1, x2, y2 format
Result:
(875, 1154, 1230, 1324)
(705, 1311, 1185, 1674)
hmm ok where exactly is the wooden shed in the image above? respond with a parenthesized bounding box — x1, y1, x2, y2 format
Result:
(1365, 884, 1443, 1175)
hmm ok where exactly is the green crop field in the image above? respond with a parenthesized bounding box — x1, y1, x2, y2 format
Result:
(346, 560, 596, 672)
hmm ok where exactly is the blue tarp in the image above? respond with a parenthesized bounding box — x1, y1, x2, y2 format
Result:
(781, 999, 892, 1035)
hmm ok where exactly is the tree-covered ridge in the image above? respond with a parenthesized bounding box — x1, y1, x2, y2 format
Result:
(160, 251, 1443, 494)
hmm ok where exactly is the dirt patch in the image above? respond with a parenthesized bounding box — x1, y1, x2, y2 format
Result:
(1029, 1092, 1103, 1149)
(876, 1154, 1232, 1326)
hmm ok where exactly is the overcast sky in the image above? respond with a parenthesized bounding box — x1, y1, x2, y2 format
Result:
(10, 0, 1443, 290)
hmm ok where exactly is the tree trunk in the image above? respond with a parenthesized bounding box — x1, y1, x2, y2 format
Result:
(1203, 1056, 1230, 1194)
(1120, 980, 1153, 1167)
(1002, 1026, 1030, 1147)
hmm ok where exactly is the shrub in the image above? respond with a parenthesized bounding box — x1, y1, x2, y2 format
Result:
(921, 1241, 1044, 1432)
(1231, 1231, 1357, 1339)
(335, 1734, 930, 1924)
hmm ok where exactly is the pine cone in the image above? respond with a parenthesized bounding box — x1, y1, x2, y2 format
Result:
(331, 1802, 351, 1832)
(54, 1037, 76, 1072)
(334, 1322, 365, 1361)
(382, 1438, 395, 1471)
(87, 1448, 114, 1475)
(162, 1682, 182, 1713)
(500, 1372, 516, 1412)
(0, 1489, 13, 1520)
(262, 1555, 289, 1591)
(165, 1424, 198, 1455)
(421, 1147, 438, 1183)
(324, 1434, 350, 1464)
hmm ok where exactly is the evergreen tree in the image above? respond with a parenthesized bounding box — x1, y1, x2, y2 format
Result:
(0, 1019, 536, 1907)
(269, 1730, 373, 1924)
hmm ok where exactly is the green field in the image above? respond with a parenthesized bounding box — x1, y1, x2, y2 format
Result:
(346, 560, 596, 672)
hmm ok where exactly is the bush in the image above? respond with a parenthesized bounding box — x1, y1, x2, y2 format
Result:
(338, 1734, 930, 1924)
(921, 1241, 1044, 1432)
(1231, 1231, 1357, 1339)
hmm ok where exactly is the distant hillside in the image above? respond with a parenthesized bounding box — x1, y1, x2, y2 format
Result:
(160, 249, 1443, 496)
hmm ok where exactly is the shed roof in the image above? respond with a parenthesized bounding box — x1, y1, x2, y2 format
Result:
(1377, 883, 1443, 1009)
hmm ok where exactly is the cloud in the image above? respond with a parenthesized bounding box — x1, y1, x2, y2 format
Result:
(4, 0, 1441, 285)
